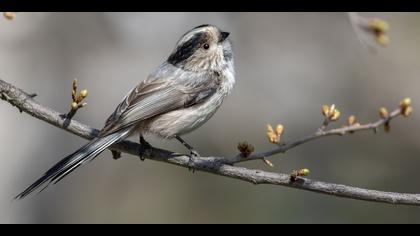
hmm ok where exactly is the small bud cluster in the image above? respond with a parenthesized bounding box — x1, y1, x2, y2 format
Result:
(70, 79, 88, 110)
(369, 18, 390, 46)
(290, 168, 310, 181)
(237, 141, 255, 157)
(322, 104, 341, 122)
(400, 98, 413, 118)
(266, 124, 284, 144)
(379, 98, 413, 133)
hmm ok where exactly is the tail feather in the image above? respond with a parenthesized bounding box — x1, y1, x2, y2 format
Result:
(15, 128, 132, 200)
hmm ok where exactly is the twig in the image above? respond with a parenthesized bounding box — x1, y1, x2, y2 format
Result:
(1, 78, 420, 206)
(229, 109, 402, 164)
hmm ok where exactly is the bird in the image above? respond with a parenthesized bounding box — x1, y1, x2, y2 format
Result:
(15, 24, 235, 199)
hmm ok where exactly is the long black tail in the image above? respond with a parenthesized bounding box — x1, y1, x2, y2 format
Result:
(15, 128, 132, 200)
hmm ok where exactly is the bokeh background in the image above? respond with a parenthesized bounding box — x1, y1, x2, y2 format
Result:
(1, 12, 420, 223)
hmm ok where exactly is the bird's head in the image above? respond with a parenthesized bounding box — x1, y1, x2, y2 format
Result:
(168, 24, 233, 72)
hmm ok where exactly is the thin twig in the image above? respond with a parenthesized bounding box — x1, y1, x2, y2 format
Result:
(229, 109, 401, 164)
(1, 78, 419, 206)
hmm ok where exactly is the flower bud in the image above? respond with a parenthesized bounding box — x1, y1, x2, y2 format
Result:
(322, 105, 330, 117)
(291, 168, 310, 180)
(330, 110, 341, 121)
(400, 97, 411, 108)
(72, 79, 78, 90)
(80, 89, 88, 98)
(276, 124, 284, 136)
(237, 141, 254, 157)
(377, 34, 389, 46)
(379, 107, 389, 119)
(370, 18, 389, 33)
(71, 102, 78, 110)
(403, 106, 413, 118)
(267, 124, 283, 143)
(3, 12, 16, 20)
(298, 168, 310, 176)
(262, 158, 274, 167)
(347, 115, 356, 126)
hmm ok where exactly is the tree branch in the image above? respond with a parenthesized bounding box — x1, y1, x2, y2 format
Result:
(229, 109, 401, 164)
(1, 78, 420, 206)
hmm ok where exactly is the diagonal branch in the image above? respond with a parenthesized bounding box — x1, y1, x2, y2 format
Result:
(1, 78, 420, 206)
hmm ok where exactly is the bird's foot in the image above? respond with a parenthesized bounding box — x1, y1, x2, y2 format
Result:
(187, 150, 200, 173)
(138, 136, 152, 161)
(174, 136, 200, 173)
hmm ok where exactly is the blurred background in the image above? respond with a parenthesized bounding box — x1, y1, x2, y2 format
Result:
(0, 12, 420, 223)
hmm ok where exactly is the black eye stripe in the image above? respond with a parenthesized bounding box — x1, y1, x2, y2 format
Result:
(168, 32, 208, 66)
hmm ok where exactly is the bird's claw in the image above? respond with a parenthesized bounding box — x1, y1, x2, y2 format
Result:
(138, 137, 152, 161)
(188, 150, 200, 173)
(138, 144, 151, 161)
(138, 149, 146, 161)
(190, 150, 200, 157)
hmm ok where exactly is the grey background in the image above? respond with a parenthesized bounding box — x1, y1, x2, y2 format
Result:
(1, 12, 420, 223)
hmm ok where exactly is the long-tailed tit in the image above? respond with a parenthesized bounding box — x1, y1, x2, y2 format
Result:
(15, 24, 235, 199)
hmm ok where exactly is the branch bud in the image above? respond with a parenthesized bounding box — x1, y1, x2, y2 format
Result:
(237, 141, 254, 157)
(400, 97, 411, 109)
(276, 124, 284, 136)
(322, 104, 340, 122)
(379, 107, 389, 119)
(291, 168, 310, 180)
(330, 109, 341, 121)
(266, 123, 284, 144)
(402, 106, 413, 118)
(322, 105, 330, 117)
(347, 115, 356, 126)
(80, 89, 88, 98)
(369, 18, 390, 34)
(399, 97, 413, 118)
(72, 79, 78, 91)
(262, 158, 274, 167)
(71, 102, 78, 110)
(376, 34, 389, 46)
(3, 12, 16, 20)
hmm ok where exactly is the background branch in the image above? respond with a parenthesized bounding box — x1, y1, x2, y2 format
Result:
(1, 78, 420, 206)
(348, 12, 391, 52)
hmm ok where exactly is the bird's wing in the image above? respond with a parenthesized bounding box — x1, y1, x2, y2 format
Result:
(99, 64, 219, 136)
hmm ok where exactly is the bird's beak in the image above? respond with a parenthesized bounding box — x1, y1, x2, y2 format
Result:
(219, 31, 230, 43)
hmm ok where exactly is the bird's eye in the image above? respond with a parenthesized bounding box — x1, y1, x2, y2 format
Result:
(203, 43, 210, 50)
